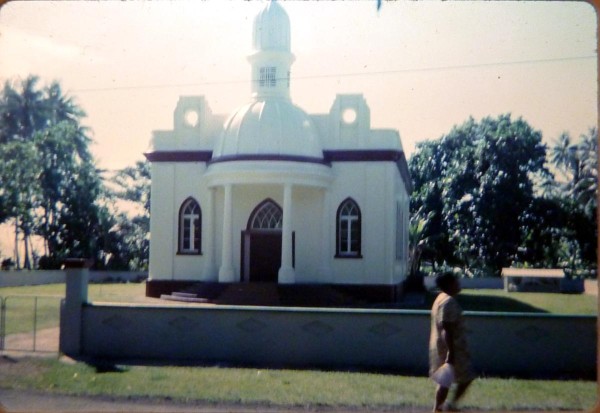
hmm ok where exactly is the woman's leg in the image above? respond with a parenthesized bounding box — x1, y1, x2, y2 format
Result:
(448, 379, 473, 409)
(434, 385, 449, 412)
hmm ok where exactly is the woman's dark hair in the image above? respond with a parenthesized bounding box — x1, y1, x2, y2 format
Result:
(435, 271, 457, 292)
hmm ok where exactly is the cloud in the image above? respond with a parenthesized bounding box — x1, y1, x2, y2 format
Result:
(0, 26, 105, 79)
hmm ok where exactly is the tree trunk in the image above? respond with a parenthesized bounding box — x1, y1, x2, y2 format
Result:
(43, 205, 49, 257)
(23, 231, 31, 270)
(29, 236, 36, 268)
(14, 218, 21, 269)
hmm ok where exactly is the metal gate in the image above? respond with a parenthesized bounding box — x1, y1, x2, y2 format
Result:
(0, 295, 63, 353)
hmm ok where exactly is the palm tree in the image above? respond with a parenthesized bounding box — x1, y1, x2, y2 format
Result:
(408, 208, 435, 279)
(0, 76, 47, 144)
(574, 128, 598, 218)
(550, 132, 579, 188)
(0, 76, 93, 268)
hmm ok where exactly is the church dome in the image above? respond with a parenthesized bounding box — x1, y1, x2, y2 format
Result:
(212, 98, 323, 160)
(252, 0, 290, 52)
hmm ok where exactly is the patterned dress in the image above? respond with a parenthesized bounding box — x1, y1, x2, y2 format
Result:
(429, 292, 475, 384)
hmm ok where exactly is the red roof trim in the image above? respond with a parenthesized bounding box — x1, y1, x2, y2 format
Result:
(144, 151, 213, 162)
(209, 154, 329, 165)
(144, 149, 411, 192)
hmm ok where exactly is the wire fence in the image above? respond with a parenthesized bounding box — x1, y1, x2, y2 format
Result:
(0, 295, 63, 353)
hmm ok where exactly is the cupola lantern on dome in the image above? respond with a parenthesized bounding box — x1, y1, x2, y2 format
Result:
(212, 0, 322, 162)
(252, 0, 291, 52)
(248, 0, 295, 100)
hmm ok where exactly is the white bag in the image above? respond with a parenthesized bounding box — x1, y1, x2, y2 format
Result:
(431, 363, 455, 387)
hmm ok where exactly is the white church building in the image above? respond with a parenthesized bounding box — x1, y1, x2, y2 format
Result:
(145, 1, 411, 304)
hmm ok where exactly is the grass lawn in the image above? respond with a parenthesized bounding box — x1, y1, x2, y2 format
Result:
(0, 357, 596, 411)
(0, 282, 147, 303)
(457, 289, 598, 315)
(421, 289, 598, 315)
(0, 283, 596, 335)
(0, 283, 148, 335)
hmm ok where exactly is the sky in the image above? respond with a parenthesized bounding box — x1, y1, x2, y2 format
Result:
(0, 0, 597, 174)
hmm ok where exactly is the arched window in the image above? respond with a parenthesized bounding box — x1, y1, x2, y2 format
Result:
(178, 198, 201, 254)
(336, 198, 362, 258)
(248, 199, 282, 230)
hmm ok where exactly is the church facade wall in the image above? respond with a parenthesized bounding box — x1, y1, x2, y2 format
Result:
(173, 162, 211, 280)
(150, 162, 215, 281)
(286, 186, 324, 283)
(149, 163, 176, 280)
(149, 159, 408, 286)
(393, 164, 410, 282)
(327, 162, 403, 285)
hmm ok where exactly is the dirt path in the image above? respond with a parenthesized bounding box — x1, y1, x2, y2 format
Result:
(3, 327, 59, 353)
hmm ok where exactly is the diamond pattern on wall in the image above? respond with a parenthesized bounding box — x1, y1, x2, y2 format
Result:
(101, 314, 131, 330)
(168, 316, 198, 332)
(302, 320, 334, 337)
(515, 325, 549, 342)
(237, 318, 267, 333)
(369, 322, 401, 338)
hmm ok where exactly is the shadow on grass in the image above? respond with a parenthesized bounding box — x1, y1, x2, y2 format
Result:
(84, 358, 129, 374)
(421, 291, 547, 313)
(457, 293, 547, 313)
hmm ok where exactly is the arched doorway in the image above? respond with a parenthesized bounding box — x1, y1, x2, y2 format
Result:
(241, 199, 293, 282)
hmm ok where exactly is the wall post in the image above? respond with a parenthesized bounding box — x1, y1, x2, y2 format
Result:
(59, 258, 91, 357)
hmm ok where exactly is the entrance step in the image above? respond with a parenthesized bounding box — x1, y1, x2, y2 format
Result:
(179, 283, 229, 301)
(171, 292, 198, 299)
(160, 294, 209, 304)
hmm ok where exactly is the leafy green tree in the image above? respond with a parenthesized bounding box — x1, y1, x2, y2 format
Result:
(0, 76, 47, 145)
(409, 114, 548, 276)
(573, 128, 597, 218)
(33, 121, 94, 260)
(551, 128, 598, 216)
(408, 140, 454, 271)
(107, 160, 151, 270)
(408, 208, 437, 278)
(111, 160, 151, 214)
(517, 197, 567, 268)
(548, 128, 598, 272)
(0, 75, 108, 269)
(0, 140, 41, 269)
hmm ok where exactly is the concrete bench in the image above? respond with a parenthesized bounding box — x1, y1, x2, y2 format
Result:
(501, 268, 565, 293)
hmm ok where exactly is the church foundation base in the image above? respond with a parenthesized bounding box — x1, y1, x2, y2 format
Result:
(146, 280, 404, 307)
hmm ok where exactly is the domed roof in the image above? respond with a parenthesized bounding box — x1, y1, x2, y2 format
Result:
(212, 99, 323, 160)
(252, 0, 290, 52)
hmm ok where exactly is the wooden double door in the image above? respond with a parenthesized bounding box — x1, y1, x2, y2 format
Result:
(242, 199, 295, 283)
(241, 230, 281, 283)
(241, 230, 295, 283)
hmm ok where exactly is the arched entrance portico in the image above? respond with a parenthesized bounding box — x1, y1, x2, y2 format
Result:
(204, 159, 333, 284)
(241, 199, 294, 283)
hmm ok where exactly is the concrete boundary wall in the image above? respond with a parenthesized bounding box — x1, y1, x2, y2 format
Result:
(58, 267, 596, 378)
(76, 303, 595, 378)
(0, 270, 147, 287)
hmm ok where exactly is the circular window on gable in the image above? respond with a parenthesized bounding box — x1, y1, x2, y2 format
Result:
(342, 108, 357, 124)
(184, 109, 199, 128)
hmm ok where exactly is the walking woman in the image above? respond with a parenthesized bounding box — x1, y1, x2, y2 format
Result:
(429, 272, 475, 412)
